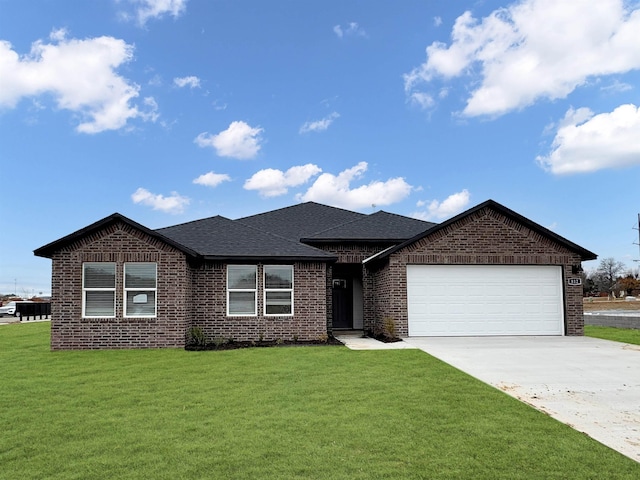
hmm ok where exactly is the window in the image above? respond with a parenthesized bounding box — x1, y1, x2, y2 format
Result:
(227, 265, 257, 316)
(264, 265, 293, 316)
(124, 263, 157, 317)
(83, 263, 116, 317)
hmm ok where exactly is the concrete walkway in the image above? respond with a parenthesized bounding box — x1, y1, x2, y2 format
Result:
(404, 336, 640, 462)
(335, 333, 418, 350)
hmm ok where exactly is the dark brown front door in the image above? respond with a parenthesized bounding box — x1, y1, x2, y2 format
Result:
(332, 278, 352, 329)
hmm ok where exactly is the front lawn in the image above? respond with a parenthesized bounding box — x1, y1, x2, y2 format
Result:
(585, 325, 640, 345)
(1, 323, 638, 479)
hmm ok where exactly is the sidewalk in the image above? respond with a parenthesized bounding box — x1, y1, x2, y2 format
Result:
(0, 315, 51, 326)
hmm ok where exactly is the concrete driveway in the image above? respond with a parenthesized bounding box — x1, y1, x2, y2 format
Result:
(404, 336, 640, 462)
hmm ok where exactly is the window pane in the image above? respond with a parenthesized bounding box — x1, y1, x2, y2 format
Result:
(228, 266, 256, 289)
(265, 291, 292, 315)
(84, 263, 115, 288)
(125, 263, 156, 288)
(229, 291, 256, 315)
(85, 291, 115, 317)
(265, 266, 292, 289)
(126, 291, 156, 316)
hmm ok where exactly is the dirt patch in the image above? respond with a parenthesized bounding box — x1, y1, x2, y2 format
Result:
(583, 300, 640, 312)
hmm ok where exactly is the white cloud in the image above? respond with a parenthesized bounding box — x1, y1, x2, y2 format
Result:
(174, 76, 200, 88)
(404, 0, 640, 117)
(193, 171, 231, 188)
(131, 187, 190, 214)
(434, 16, 443, 27)
(194, 121, 263, 159)
(333, 22, 367, 39)
(123, 0, 188, 26)
(537, 104, 640, 174)
(412, 190, 470, 221)
(0, 31, 156, 133)
(297, 162, 412, 210)
(299, 112, 340, 134)
(244, 164, 322, 197)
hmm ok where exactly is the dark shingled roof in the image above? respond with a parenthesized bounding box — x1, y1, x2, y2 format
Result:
(302, 211, 436, 243)
(238, 202, 366, 241)
(156, 215, 336, 261)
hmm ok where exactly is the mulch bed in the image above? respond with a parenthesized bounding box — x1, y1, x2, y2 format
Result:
(186, 336, 344, 351)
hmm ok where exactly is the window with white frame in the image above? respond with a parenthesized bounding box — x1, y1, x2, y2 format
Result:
(83, 262, 116, 317)
(264, 265, 293, 316)
(124, 263, 157, 317)
(227, 265, 257, 316)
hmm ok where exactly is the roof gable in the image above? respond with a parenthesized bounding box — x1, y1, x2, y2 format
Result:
(366, 200, 597, 263)
(33, 213, 199, 259)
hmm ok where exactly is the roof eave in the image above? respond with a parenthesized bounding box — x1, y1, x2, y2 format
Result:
(201, 254, 338, 263)
(301, 237, 407, 244)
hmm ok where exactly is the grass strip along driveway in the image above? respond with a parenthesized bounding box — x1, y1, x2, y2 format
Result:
(585, 325, 640, 345)
(1, 323, 639, 479)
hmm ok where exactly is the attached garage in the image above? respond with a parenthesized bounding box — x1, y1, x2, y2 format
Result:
(407, 265, 565, 336)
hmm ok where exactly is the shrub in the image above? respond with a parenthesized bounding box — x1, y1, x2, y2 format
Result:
(186, 327, 207, 349)
(383, 317, 397, 339)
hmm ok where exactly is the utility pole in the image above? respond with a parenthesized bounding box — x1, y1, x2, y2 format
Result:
(634, 214, 640, 263)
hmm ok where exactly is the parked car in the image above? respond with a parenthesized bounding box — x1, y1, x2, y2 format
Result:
(0, 301, 33, 317)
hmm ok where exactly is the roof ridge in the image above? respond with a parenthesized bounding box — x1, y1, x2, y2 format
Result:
(236, 201, 366, 221)
(156, 214, 231, 231)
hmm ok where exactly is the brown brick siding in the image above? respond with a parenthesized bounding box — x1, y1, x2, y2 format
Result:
(49, 222, 330, 349)
(50, 222, 190, 350)
(191, 262, 328, 342)
(367, 207, 585, 336)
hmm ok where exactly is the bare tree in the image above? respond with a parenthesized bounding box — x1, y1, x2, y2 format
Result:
(592, 257, 626, 294)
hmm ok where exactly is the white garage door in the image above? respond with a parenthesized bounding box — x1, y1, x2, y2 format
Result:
(407, 265, 564, 336)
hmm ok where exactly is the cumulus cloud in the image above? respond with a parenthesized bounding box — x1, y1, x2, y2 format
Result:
(174, 76, 200, 88)
(244, 164, 322, 198)
(537, 104, 640, 174)
(131, 187, 190, 214)
(193, 171, 231, 188)
(413, 190, 470, 221)
(123, 0, 188, 26)
(404, 0, 640, 117)
(333, 22, 367, 39)
(299, 112, 340, 134)
(194, 121, 263, 159)
(297, 162, 412, 210)
(0, 30, 156, 133)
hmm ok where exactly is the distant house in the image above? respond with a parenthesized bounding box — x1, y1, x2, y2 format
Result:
(34, 200, 596, 350)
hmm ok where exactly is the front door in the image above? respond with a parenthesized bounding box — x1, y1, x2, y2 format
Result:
(332, 278, 352, 329)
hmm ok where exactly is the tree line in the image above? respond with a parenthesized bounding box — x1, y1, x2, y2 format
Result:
(581, 258, 640, 297)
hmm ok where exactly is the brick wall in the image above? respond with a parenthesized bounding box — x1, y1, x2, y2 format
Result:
(190, 261, 328, 342)
(49, 222, 190, 350)
(368, 207, 585, 336)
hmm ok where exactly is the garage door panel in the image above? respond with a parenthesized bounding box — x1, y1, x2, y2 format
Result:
(407, 265, 564, 336)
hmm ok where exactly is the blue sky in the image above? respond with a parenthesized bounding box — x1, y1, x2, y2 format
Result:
(1, 0, 640, 296)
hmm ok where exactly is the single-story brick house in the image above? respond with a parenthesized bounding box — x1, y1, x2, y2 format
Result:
(34, 200, 596, 350)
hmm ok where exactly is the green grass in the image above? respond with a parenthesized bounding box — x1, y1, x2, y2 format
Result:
(1, 323, 639, 479)
(585, 325, 640, 345)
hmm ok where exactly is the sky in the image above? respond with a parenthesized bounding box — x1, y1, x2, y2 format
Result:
(1, 0, 640, 297)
